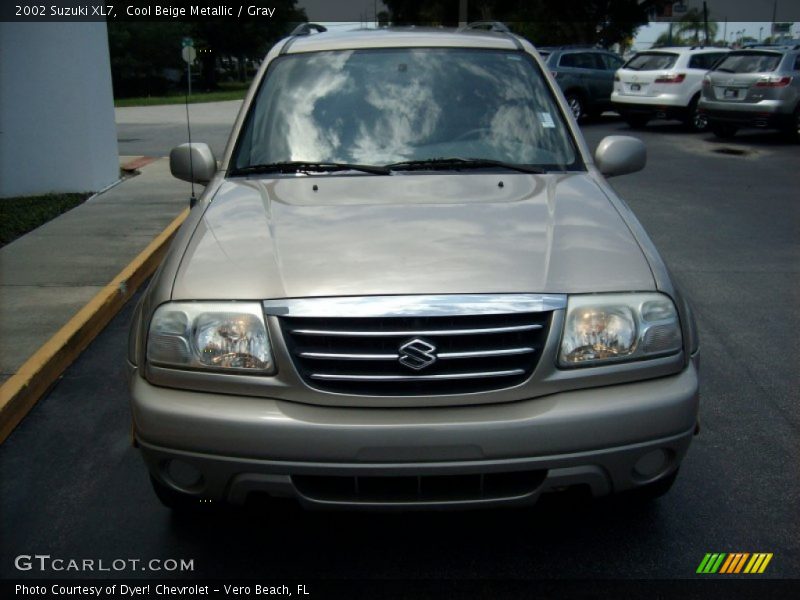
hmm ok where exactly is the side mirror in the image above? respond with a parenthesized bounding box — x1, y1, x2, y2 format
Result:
(169, 143, 216, 184)
(594, 136, 646, 177)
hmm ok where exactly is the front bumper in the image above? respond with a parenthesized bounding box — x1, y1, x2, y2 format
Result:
(131, 360, 699, 509)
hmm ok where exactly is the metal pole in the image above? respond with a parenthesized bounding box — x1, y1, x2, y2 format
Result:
(185, 58, 195, 201)
(703, 1, 709, 45)
(458, 0, 467, 27)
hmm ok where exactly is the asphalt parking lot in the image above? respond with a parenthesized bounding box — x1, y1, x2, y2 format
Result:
(1, 114, 798, 587)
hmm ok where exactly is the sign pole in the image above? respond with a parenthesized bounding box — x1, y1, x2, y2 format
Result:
(181, 37, 197, 204)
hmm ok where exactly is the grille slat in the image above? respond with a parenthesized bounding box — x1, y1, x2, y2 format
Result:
(290, 324, 542, 337)
(280, 311, 551, 396)
(310, 369, 526, 382)
(299, 347, 536, 361)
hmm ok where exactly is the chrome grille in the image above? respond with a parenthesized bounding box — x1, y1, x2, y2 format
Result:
(279, 312, 551, 396)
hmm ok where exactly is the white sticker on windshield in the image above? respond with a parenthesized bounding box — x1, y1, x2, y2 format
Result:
(539, 112, 555, 128)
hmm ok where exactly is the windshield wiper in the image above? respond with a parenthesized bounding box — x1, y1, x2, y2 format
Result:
(386, 158, 546, 174)
(230, 161, 390, 176)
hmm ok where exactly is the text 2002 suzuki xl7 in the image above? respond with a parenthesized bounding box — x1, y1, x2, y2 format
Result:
(128, 27, 700, 510)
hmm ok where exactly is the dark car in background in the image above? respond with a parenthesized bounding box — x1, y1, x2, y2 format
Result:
(539, 46, 625, 121)
(699, 45, 800, 141)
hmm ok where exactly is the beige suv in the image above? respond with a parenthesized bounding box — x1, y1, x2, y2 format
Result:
(128, 26, 700, 511)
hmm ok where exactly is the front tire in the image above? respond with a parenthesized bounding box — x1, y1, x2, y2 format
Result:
(565, 93, 586, 122)
(685, 96, 708, 132)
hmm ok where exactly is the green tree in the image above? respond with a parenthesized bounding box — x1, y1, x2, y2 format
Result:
(107, 21, 191, 97)
(653, 28, 683, 46)
(107, 0, 306, 97)
(190, 0, 306, 89)
(673, 8, 718, 45)
(384, 0, 660, 47)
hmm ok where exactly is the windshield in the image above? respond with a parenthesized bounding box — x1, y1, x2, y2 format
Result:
(624, 52, 678, 71)
(714, 52, 782, 73)
(233, 48, 579, 172)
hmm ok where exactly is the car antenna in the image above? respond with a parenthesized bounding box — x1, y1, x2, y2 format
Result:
(182, 37, 197, 207)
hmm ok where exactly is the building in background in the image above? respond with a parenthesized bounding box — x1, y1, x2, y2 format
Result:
(0, 22, 119, 198)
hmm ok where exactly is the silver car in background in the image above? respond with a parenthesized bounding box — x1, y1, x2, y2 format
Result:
(699, 45, 800, 140)
(128, 26, 700, 511)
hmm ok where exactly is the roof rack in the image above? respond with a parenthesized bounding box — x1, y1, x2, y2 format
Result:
(459, 21, 510, 33)
(289, 23, 327, 36)
(742, 43, 799, 50)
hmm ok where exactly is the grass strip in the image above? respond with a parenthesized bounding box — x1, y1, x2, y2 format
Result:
(0, 193, 91, 247)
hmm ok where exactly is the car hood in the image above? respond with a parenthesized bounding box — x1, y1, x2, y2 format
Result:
(171, 173, 655, 299)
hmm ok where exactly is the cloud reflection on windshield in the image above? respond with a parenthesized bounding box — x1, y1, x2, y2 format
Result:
(241, 48, 575, 168)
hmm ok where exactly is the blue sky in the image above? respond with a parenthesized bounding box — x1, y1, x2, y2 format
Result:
(633, 21, 799, 49)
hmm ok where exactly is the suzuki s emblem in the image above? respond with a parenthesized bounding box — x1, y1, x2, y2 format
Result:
(398, 339, 437, 370)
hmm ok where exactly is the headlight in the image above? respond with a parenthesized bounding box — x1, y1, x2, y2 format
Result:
(559, 293, 682, 367)
(147, 302, 275, 374)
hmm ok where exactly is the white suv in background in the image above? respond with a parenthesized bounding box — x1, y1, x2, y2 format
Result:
(612, 46, 730, 131)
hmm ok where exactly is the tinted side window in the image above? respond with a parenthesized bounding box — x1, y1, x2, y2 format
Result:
(560, 53, 601, 70)
(794, 55, 800, 71)
(559, 53, 576, 67)
(600, 54, 624, 70)
(690, 53, 728, 70)
(707, 53, 728, 69)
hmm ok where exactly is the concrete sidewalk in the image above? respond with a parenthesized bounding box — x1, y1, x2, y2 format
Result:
(0, 157, 192, 387)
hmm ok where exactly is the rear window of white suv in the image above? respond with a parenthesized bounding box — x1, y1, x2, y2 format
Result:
(624, 52, 678, 71)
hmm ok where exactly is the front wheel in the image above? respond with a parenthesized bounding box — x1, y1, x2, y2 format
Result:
(685, 96, 708, 132)
(710, 122, 739, 139)
(565, 93, 585, 122)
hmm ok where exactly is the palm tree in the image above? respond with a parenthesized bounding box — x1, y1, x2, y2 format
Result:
(653, 29, 683, 47)
(674, 8, 718, 45)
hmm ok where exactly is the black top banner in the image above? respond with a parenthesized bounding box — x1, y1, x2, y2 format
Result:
(2, 0, 799, 22)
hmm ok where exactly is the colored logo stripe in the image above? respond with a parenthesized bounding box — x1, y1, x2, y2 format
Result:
(697, 553, 773, 574)
(720, 553, 749, 573)
(744, 553, 773, 574)
(697, 553, 726, 573)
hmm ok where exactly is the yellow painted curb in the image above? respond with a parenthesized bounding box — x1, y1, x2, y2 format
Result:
(0, 208, 190, 444)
